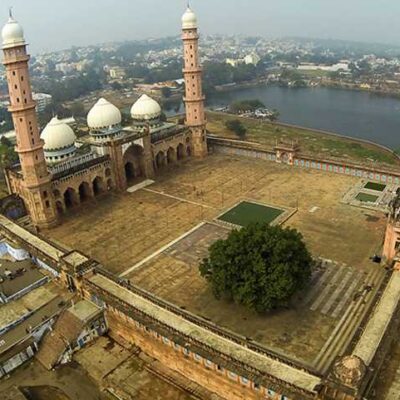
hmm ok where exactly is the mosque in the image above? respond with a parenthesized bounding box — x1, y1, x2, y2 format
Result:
(1, 7, 207, 228)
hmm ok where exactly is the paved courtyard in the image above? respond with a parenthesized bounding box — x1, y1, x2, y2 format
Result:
(43, 154, 388, 368)
(45, 154, 386, 274)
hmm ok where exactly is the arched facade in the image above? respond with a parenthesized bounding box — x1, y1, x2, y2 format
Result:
(51, 160, 113, 214)
(123, 144, 146, 184)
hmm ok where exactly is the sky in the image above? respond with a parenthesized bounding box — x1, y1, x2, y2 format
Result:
(2, 0, 400, 54)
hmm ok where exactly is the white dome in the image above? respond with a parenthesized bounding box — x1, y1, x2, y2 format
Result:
(87, 98, 122, 129)
(182, 7, 197, 30)
(41, 117, 76, 151)
(131, 94, 162, 121)
(2, 15, 25, 49)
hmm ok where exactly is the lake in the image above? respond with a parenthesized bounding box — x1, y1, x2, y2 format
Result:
(164, 86, 400, 149)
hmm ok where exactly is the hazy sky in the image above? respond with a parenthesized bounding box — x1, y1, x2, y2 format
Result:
(2, 0, 400, 54)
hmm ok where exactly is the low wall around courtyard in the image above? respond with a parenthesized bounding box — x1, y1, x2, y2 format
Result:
(208, 136, 400, 185)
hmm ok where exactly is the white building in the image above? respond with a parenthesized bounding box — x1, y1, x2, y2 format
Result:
(244, 53, 261, 66)
(33, 93, 52, 113)
(109, 67, 126, 79)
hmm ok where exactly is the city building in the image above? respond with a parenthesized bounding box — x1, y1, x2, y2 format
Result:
(1, 7, 208, 228)
(109, 66, 126, 79)
(32, 92, 52, 113)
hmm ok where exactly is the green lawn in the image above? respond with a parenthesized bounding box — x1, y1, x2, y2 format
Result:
(355, 192, 379, 203)
(218, 201, 284, 227)
(206, 111, 399, 167)
(364, 182, 386, 192)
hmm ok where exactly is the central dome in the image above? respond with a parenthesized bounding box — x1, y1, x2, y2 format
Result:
(87, 98, 122, 130)
(130, 94, 162, 121)
(2, 15, 25, 49)
(41, 117, 76, 151)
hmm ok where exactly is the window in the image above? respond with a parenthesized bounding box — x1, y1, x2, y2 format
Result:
(16, 97, 20, 103)
(21, 76, 24, 81)
(19, 118, 22, 122)
(228, 371, 237, 380)
(12, 71, 16, 76)
(14, 84, 17, 89)
(45, 200, 50, 208)
(32, 138, 34, 145)
(193, 353, 202, 362)
(43, 191, 48, 198)
(240, 377, 249, 385)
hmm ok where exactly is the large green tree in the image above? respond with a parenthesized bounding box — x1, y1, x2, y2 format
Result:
(200, 223, 313, 313)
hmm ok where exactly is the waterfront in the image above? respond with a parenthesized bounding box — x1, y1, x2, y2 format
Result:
(165, 86, 400, 149)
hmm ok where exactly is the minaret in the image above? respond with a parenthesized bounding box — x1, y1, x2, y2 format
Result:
(1, 11, 57, 227)
(181, 6, 208, 158)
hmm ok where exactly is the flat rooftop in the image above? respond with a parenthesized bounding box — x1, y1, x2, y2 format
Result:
(0, 296, 67, 357)
(0, 259, 46, 299)
(0, 281, 61, 332)
(68, 300, 101, 322)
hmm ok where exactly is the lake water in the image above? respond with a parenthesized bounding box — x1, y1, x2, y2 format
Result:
(164, 86, 400, 149)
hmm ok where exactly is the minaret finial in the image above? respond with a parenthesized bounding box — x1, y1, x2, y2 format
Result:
(9, 6, 13, 19)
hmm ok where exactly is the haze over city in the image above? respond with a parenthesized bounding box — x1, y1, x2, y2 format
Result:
(3, 0, 400, 53)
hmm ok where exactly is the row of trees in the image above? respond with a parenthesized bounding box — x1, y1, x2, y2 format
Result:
(34, 69, 104, 103)
(0, 108, 13, 134)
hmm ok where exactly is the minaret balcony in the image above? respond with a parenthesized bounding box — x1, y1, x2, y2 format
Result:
(9, 101, 36, 113)
(183, 96, 205, 102)
(183, 67, 203, 74)
(2, 53, 29, 65)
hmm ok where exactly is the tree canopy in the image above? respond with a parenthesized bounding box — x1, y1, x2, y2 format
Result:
(200, 223, 313, 313)
(229, 99, 265, 114)
(225, 119, 247, 139)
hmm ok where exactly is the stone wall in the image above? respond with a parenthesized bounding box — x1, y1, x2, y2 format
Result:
(209, 137, 400, 184)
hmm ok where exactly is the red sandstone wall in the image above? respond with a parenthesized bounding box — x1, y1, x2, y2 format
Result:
(105, 309, 281, 400)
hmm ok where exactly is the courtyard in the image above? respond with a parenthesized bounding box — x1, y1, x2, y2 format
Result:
(43, 154, 387, 370)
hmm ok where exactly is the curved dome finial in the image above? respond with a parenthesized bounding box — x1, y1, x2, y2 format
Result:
(182, 5, 197, 30)
(2, 10, 25, 49)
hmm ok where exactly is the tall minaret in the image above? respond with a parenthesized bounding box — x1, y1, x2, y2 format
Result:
(1, 11, 57, 228)
(182, 6, 208, 158)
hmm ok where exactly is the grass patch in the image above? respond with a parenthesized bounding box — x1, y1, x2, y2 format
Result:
(206, 111, 399, 166)
(356, 192, 379, 203)
(364, 182, 386, 192)
(218, 201, 284, 227)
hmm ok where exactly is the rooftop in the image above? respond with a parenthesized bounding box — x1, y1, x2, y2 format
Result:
(0, 259, 46, 299)
(68, 299, 101, 323)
